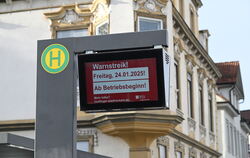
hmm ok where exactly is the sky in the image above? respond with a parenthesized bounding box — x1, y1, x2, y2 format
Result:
(199, 0, 250, 111)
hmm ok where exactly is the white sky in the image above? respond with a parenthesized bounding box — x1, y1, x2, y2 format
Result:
(199, 0, 250, 111)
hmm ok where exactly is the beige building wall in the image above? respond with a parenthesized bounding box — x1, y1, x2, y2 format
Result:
(0, 0, 222, 157)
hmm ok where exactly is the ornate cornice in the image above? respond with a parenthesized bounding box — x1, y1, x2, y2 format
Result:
(189, 147, 197, 158)
(191, 0, 203, 9)
(174, 140, 185, 153)
(91, 0, 110, 25)
(44, 4, 91, 20)
(134, 0, 168, 15)
(172, 6, 222, 80)
(170, 129, 221, 157)
(157, 136, 170, 146)
(173, 36, 185, 53)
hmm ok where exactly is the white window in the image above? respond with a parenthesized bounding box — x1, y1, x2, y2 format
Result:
(77, 140, 89, 152)
(158, 144, 167, 158)
(57, 29, 88, 38)
(138, 16, 163, 32)
(96, 21, 109, 35)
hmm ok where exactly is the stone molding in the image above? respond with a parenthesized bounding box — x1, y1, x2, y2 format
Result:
(172, 6, 221, 80)
(189, 147, 197, 158)
(134, 0, 168, 15)
(43, 0, 110, 38)
(170, 129, 221, 157)
(77, 128, 98, 146)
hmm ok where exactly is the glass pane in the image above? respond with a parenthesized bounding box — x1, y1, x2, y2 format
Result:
(159, 145, 166, 158)
(96, 23, 108, 35)
(176, 151, 182, 158)
(77, 141, 89, 152)
(57, 29, 88, 39)
(139, 17, 162, 32)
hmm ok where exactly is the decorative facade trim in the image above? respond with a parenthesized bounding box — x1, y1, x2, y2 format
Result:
(189, 147, 197, 158)
(209, 131, 215, 145)
(157, 136, 170, 147)
(170, 130, 221, 157)
(185, 54, 195, 73)
(44, 0, 110, 38)
(134, 0, 168, 15)
(44, 4, 92, 38)
(200, 152, 207, 158)
(172, 6, 221, 80)
(91, 0, 110, 34)
(197, 67, 207, 81)
(173, 36, 185, 54)
(174, 140, 185, 154)
(77, 128, 98, 147)
(199, 124, 207, 139)
(188, 117, 196, 132)
(134, 0, 167, 31)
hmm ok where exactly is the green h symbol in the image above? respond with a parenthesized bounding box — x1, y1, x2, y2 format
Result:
(50, 51, 61, 67)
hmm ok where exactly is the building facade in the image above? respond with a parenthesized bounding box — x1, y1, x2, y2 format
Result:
(216, 62, 250, 158)
(241, 110, 250, 158)
(0, 0, 239, 158)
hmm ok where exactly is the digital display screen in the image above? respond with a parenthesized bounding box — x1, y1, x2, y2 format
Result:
(85, 58, 158, 104)
(78, 49, 166, 112)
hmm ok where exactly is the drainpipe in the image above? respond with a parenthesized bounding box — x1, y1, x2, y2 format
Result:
(229, 85, 235, 104)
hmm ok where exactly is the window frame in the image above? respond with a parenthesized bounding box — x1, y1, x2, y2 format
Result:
(187, 72, 194, 118)
(208, 93, 213, 132)
(176, 151, 183, 158)
(226, 119, 230, 153)
(199, 84, 204, 125)
(174, 141, 184, 158)
(174, 59, 181, 109)
(157, 136, 169, 158)
(77, 135, 94, 153)
(137, 16, 163, 32)
(158, 144, 168, 158)
(56, 28, 89, 39)
(135, 11, 166, 32)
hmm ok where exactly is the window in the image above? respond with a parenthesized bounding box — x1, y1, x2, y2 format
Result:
(199, 85, 204, 125)
(96, 21, 109, 35)
(234, 128, 237, 156)
(77, 135, 93, 152)
(208, 94, 213, 132)
(230, 125, 234, 155)
(187, 73, 193, 118)
(237, 131, 240, 157)
(176, 151, 182, 158)
(77, 140, 89, 152)
(158, 144, 167, 158)
(226, 120, 230, 153)
(174, 60, 180, 109)
(190, 8, 195, 33)
(138, 16, 163, 32)
(56, 29, 88, 39)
